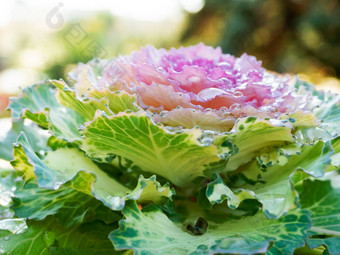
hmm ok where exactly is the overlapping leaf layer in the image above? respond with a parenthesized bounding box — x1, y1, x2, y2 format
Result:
(0, 54, 339, 254)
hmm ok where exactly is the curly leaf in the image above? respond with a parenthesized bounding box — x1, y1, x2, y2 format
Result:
(11, 133, 172, 210)
(0, 172, 17, 220)
(0, 119, 49, 161)
(0, 218, 119, 255)
(88, 87, 140, 114)
(298, 179, 340, 254)
(82, 112, 222, 187)
(51, 79, 139, 119)
(12, 182, 120, 227)
(215, 117, 294, 172)
(207, 139, 336, 218)
(9, 83, 84, 141)
(296, 79, 340, 137)
(110, 201, 310, 255)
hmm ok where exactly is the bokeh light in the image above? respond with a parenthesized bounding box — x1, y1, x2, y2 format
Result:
(0, 0, 339, 117)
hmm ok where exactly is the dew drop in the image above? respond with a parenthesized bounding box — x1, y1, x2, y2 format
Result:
(43, 231, 56, 246)
(233, 91, 243, 97)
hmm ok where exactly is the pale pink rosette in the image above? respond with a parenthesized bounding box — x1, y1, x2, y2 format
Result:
(71, 43, 315, 131)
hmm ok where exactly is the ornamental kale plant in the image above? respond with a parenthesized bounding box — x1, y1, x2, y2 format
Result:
(1, 43, 340, 254)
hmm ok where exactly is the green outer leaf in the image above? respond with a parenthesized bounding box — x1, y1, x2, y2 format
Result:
(0, 172, 18, 221)
(12, 182, 115, 227)
(295, 127, 332, 145)
(88, 87, 140, 114)
(128, 175, 174, 204)
(215, 117, 294, 172)
(11, 133, 172, 210)
(307, 237, 340, 255)
(10, 143, 35, 180)
(0, 173, 15, 209)
(0, 220, 50, 255)
(9, 83, 84, 141)
(295, 78, 340, 137)
(299, 179, 340, 236)
(47, 136, 77, 151)
(0, 218, 26, 235)
(249, 140, 333, 217)
(82, 112, 222, 187)
(252, 140, 334, 218)
(67, 58, 107, 95)
(51, 79, 111, 120)
(51, 79, 140, 121)
(328, 137, 340, 171)
(0, 119, 49, 161)
(314, 93, 340, 137)
(110, 201, 310, 255)
(296, 178, 340, 254)
(206, 174, 253, 209)
(0, 218, 119, 255)
(207, 139, 335, 218)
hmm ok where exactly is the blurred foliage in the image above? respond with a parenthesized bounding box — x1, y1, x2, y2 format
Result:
(1, 0, 340, 116)
(181, 0, 340, 77)
(45, 13, 116, 80)
(38, 0, 340, 86)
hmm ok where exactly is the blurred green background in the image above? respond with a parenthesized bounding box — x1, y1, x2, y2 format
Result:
(0, 0, 339, 117)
